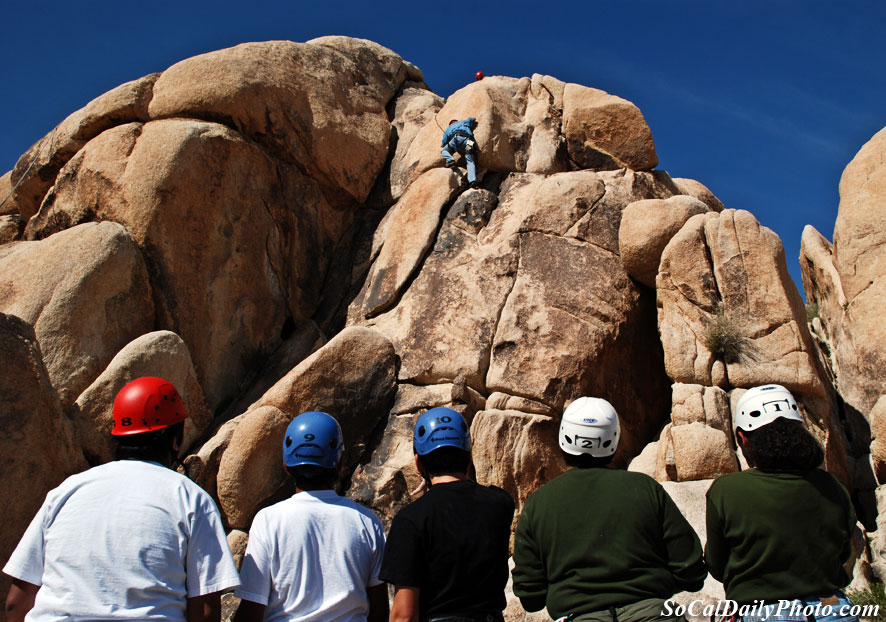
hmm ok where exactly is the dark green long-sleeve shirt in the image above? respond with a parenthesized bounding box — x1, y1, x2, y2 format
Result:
(512, 468, 706, 618)
(705, 468, 855, 604)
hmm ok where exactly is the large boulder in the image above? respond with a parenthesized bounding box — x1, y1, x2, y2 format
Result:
(562, 83, 658, 171)
(470, 410, 564, 518)
(149, 39, 404, 203)
(619, 195, 711, 287)
(0, 221, 154, 410)
(26, 118, 336, 410)
(7, 74, 158, 221)
(658, 209, 826, 394)
(214, 326, 397, 528)
(805, 127, 886, 418)
(0, 313, 86, 605)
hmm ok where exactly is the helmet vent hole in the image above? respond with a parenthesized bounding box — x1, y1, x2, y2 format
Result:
(154, 405, 160, 411)
(792, 404, 798, 410)
(285, 437, 292, 447)
(603, 440, 611, 448)
(418, 426, 426, 437)
(749, 410, 761, 418)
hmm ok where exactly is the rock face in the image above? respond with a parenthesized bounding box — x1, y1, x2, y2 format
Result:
(0, 313, 86, 605)
(0, 221, 154, 410)
(803, 128, 886, 420)
(2, 35, 880, 615)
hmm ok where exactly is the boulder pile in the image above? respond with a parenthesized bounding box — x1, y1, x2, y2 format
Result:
(1, 36, 882, 617)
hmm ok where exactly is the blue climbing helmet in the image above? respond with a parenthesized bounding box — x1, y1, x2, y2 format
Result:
(283, 411, 344, 469)
(413, 407, 471, 456)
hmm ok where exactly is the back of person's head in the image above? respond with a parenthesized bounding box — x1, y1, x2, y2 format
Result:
(413, 407, 472, 476)
(282, 411, 343, 490)
(733, 385, 822, 471)
(112, 376, 188, 463)
(558, 397, 620, 468)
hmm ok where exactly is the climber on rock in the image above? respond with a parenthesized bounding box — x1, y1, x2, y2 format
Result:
(512, 397, 706, 622)
(705, 384, 859, 622)
(233, 411, 388, 622)
(441, 118, 480, 188)
(381, 407, 514, 622)
(3, 376, 240, 622)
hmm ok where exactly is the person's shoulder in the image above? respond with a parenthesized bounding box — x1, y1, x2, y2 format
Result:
(333, 494, 385, 526)
(477, 483, 515, 508)
(706, 469, 751, 498)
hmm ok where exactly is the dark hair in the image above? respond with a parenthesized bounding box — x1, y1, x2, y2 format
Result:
(113, 421, 184, 463)
(285, 464, 338, 490)
(560, 450, 613, 469)
(418, 446, 471, 477)
(740, 417, 824, 471)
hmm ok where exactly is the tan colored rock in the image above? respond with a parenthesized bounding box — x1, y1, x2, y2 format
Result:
(562, 83, 657, 171)
(8, 73, 158, 221)
(0, 170, 16, 216)
(524, 74, 568, 174)
(867, 484, 886, 581)
(486, 392, 556, 417)
(812, 127, 886, 417)
(669, 422, 739, 481)
(227, 529, 249, 570)
(27, 118, 338, 410)
(0, 313, 87, 603)
(670, 384, 731, 436)
(220, 321, 327, 421)
(0, 215, 22, 244)
(486, 230, 667, 457)
(870, 396, 886, 484)
(659, 480, 726, 621)
(655, 424, 677, 481)
(0, 221, 154, 410)
(470, 410, 565, 515)
(358, 168, 461, 317)
(349, 413, 417, 528)
(388, 86, 445, 201)
(183, 415, 243, 500)
(393, 75, 573, 191)
(216, 405, 291, 528)
(215, 326, 398, 527)
(673, 177, 725, 213)
(70, 330, 212, 465)
(619, 195, 710, 287)
(658, 209, 825, 394)
(149, 40, 402, 203)
(252, 327, 397, 464)
(391, 381, 485, 418)
(567, 169, 680, 254)
(627, 440, 659, 478)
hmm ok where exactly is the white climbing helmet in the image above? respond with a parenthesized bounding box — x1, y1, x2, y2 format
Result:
(733, 384, 803, 432)
(559, 397, 620, 457)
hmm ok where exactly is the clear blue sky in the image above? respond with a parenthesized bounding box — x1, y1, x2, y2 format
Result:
(4, 1, 885, 293)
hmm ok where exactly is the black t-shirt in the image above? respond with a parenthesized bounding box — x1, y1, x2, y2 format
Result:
(379, 479, 515, 620)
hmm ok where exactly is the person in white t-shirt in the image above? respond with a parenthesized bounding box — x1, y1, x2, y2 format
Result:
(3, 376, 240, 622)
(233, 411, 388, 622)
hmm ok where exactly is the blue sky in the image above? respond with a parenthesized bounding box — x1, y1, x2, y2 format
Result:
(3, 1, 885, 293)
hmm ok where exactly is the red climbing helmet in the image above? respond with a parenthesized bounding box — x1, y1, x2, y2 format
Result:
(112, 376, 188, 436)
(475, 71, 484, 81)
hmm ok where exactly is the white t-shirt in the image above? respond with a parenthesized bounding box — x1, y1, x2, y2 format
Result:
(3, 460, 240, 622)
(236, 490, 386, 622)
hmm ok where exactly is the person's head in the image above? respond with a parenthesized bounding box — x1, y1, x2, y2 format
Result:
(413, 407, 472, 479)
(733, 384, 823, 471)
(112, 376, 188, 464)
(283, 411, 343, 490)
(559, 397, 620, 468)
